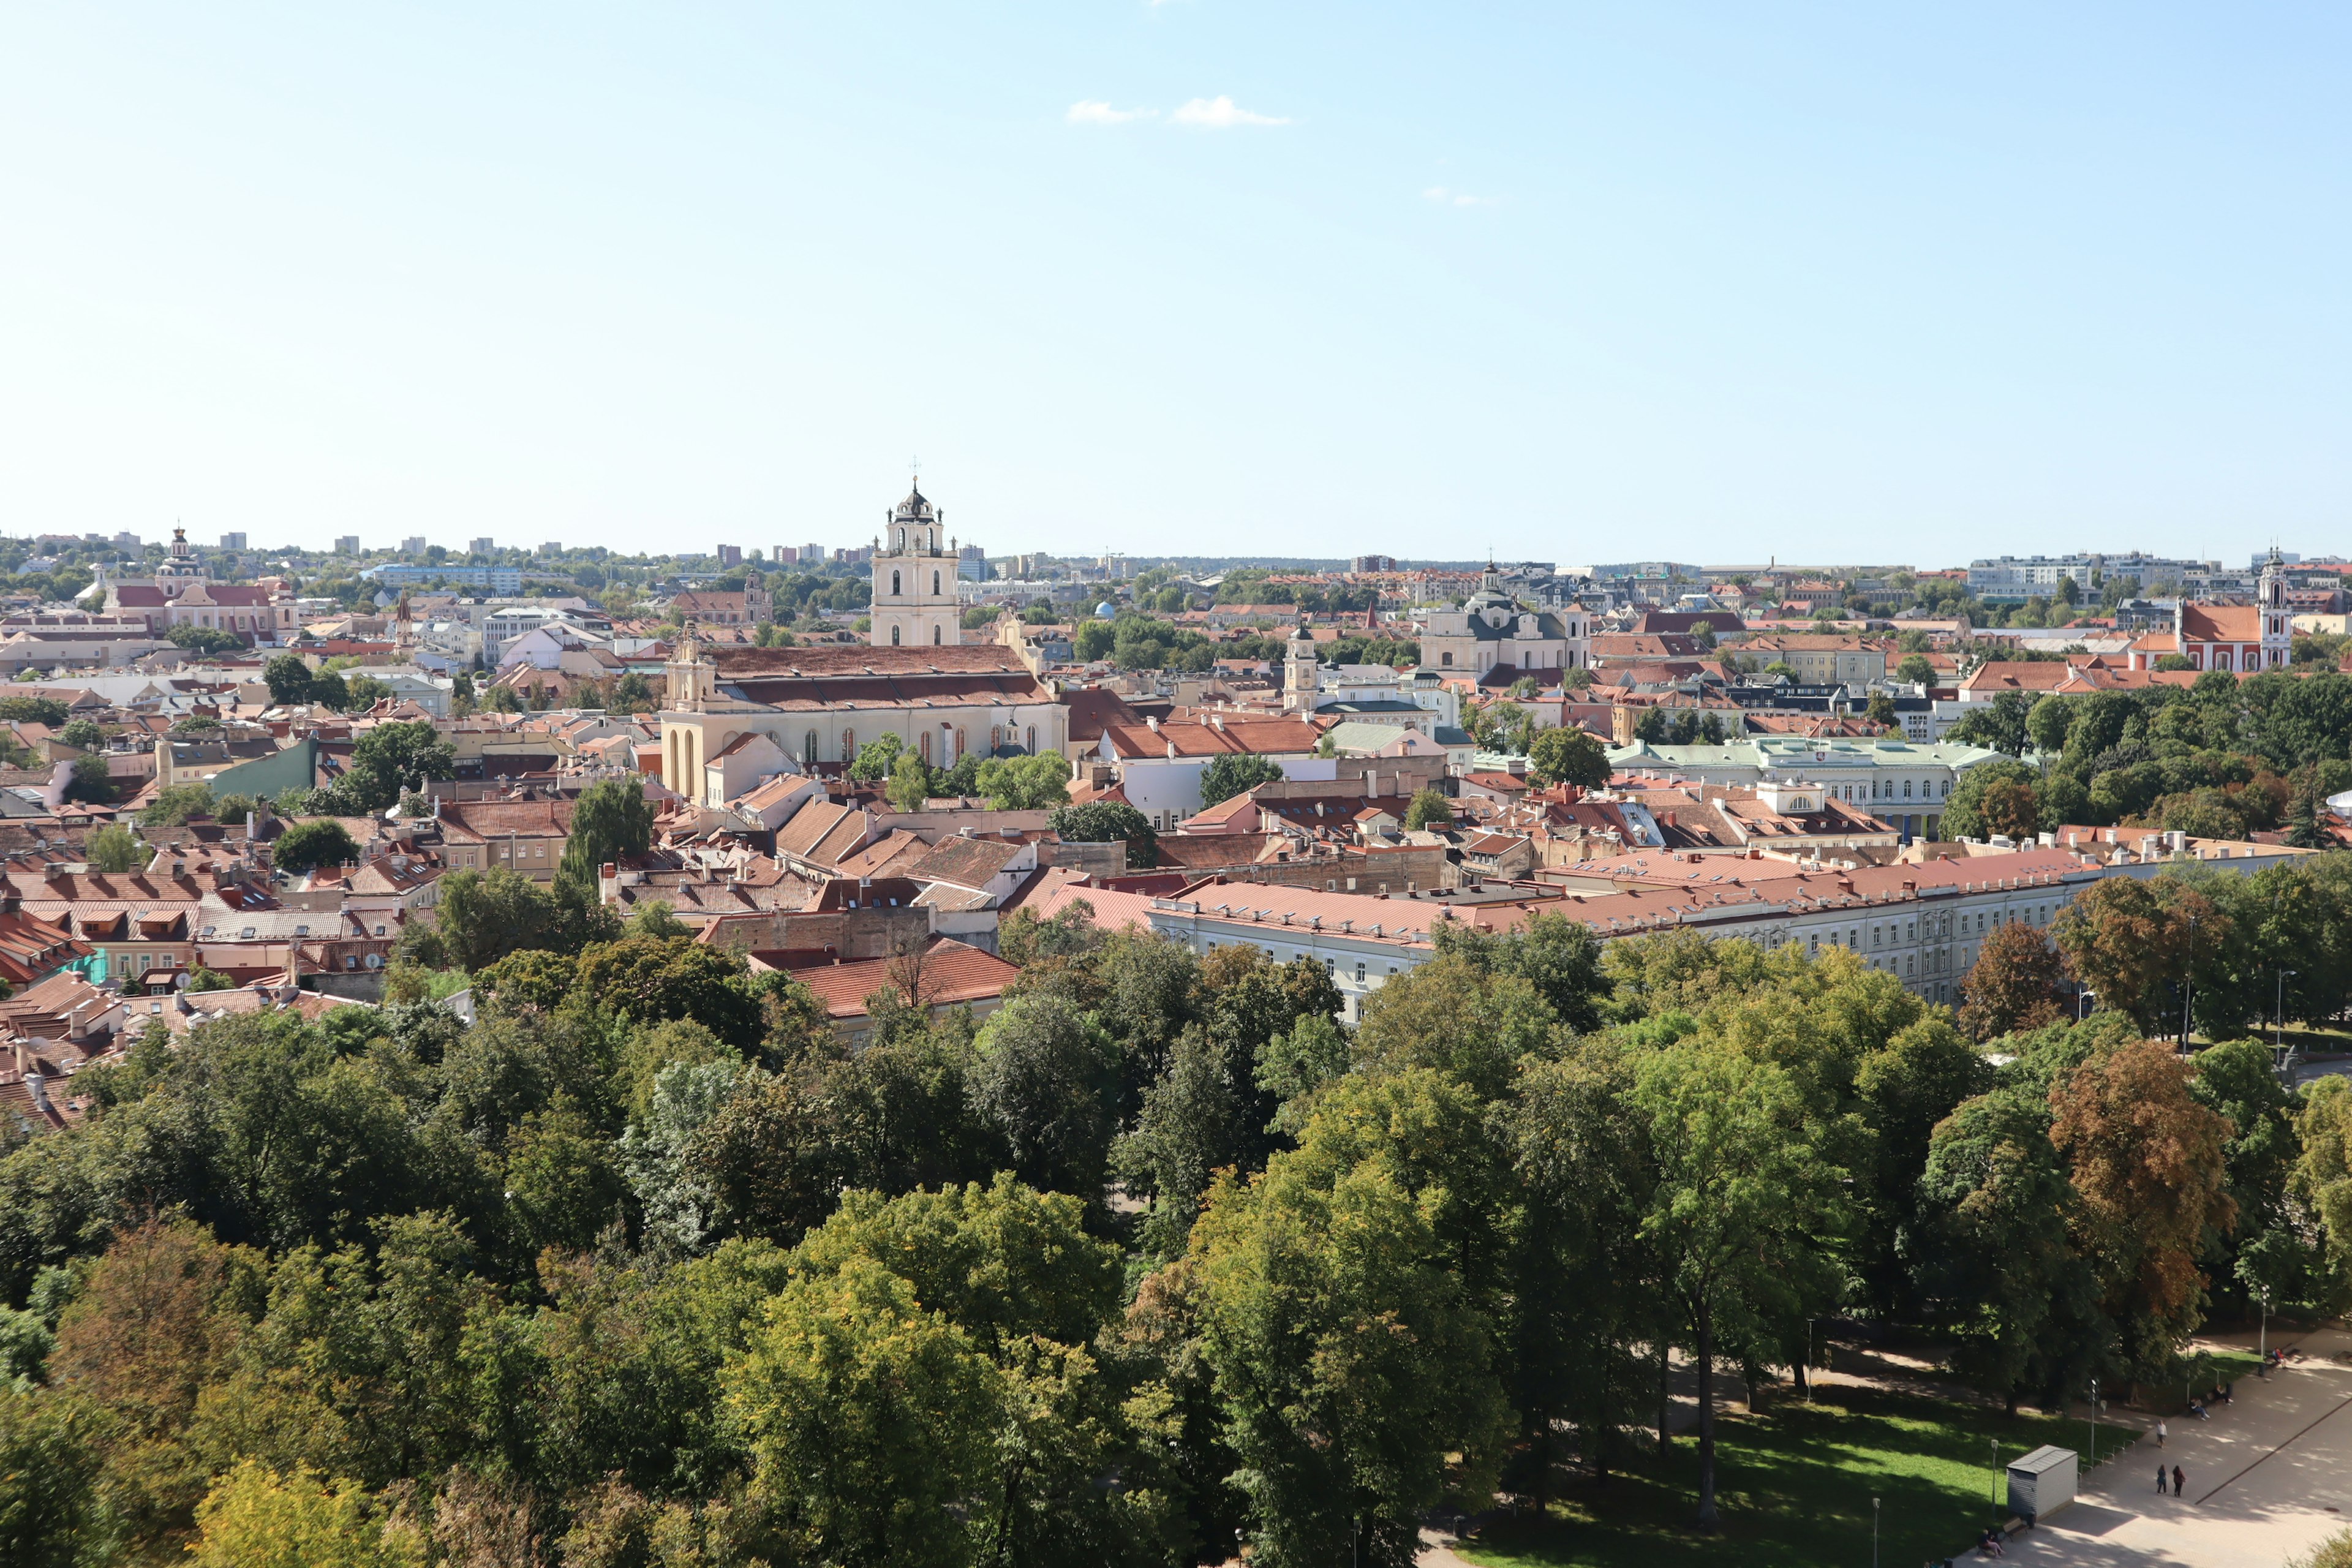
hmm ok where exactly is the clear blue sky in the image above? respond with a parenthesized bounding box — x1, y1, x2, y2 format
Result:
(3, 4, 2346, 564)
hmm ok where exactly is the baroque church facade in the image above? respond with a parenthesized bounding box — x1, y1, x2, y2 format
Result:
(655, 483, 1065, 805)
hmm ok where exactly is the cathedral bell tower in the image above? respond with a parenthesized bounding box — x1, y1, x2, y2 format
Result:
(869, 479, 962, 649)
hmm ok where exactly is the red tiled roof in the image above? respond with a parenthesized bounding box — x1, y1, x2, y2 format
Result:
(752, 937, 1020, 1019)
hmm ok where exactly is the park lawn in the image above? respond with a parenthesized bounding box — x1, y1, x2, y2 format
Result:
(1462, 1385, 2118, 1568)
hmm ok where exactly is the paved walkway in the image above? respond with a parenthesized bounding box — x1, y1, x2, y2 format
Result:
(1997, 1329, 2352, 1568)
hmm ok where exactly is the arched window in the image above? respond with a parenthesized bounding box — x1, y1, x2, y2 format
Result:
(990, 725, 1003, 751)
(891, 625, 902, 646)
(804, 730, 818, 764)
(891, 570, 902, 596)
(842, 729, 854, 761)
(932, 571, 942, 595)
(1026, 725, 1037, 753)
(955, 727, 967, 760)
(932, 625, 942, 644)
(919, 731, 933, 766)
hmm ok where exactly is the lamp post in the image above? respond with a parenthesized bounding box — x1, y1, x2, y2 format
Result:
(2088, 1378, 2100, 1462)
(1990, 1439, 2000, 1517)
(1872, 1494, 1880, 1568)
(2260, 1288, 2271, 1363)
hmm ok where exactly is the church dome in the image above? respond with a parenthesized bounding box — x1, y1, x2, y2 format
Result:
(894, 481, 935, 520)
(1095, 601, 1117, 620)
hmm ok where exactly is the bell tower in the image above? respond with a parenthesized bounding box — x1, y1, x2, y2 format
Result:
(1285, 620, 1321, 714)
(2260, 546, 2291, 669)
(869, 478, 962, 649)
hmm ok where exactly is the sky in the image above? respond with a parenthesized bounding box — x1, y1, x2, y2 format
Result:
(2, 4, 2348, 566)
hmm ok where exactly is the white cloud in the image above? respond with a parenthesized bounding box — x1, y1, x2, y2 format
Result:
(1170, 96, 1289, 129)
(1422, 186, 1496, 208)
(1067, 100, 1153, 125)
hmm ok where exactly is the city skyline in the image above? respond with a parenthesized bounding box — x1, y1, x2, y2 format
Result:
(5, 5, 2348, 560)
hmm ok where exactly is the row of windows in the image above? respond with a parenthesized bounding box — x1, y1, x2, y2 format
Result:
(886, 569, 947, 598)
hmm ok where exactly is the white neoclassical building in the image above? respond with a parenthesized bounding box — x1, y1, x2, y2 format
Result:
(869, 481, 963, 649)
(1419, 565, 1590, 678)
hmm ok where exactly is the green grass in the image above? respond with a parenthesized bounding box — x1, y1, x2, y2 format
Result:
(1461, 1386, 2122, 1568)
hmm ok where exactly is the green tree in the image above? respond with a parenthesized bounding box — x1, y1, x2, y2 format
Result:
(63, 756, 111, 804)
(342, 722, 455, 812)
(1048, 801, 1158, 869)
(554, 777, 654, 903)
(887, 752, 934, 812)
(139, 783, 216, 827)
(2027, 693, 2075, 755)
(1939, 756, 2038, 840)
(273, 820, 360, 874)
(2293, 1076, 2352, 1299)
(1895, 653, 1935, 686)
(1947, 689, 2034, 755)
(1630, 1041, 1848, 1527)
(165, 623, 243, 655)
(976, 752, 1071, 810)
(263, 653, 314, 706)
(1403, 787, 1453, 831)
(85, 824, 145, 874)
(1527, 726, 1613, 790)
(847, 734, 906, 782)
(0, 696, 69, 726)
(57, 718, 103, 749)
(434, 867, 617, 971)
(1199, 753, 1284, 810)
(0, 1393, 111, 1568)
(1914, 1084, 2105, 1411)
(1191, 1115, 1510, 1566)
(576, 936, 764, 1049)
(968, 994, 1121, 1200)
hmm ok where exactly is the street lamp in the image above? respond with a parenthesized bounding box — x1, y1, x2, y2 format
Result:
(2077, 986, 2097, 1022)
(1989, 1439, 2000, 1517)
(2088, 1378, 2101, 1462)
(1872, 1495, 1880, 1568)
(2260, 1288, 2271, 1364)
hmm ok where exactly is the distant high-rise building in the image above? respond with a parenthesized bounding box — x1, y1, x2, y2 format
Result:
(469, 537, 495, 556)
(114, 532, 142, 552)
(771, 546, 798, 564)
(334, 535, 361, 554)
(401, 536, 426, 556)
(538, 541, 562, 556)
(717, 544, 744, 567)
(1352, 554, 1398, 574)
(803, 543, 825, 565)
(220, 532, 248, 551)
(957, 543, 989, 583)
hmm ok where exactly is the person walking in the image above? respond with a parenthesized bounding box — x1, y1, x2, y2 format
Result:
(2157, 1417, 2168, 1447)
(2156, 1463, 2168, 1495)
(2172, 1464, 2185, 1499)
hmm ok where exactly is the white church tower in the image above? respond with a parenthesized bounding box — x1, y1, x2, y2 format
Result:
(869, 480, 962, 649)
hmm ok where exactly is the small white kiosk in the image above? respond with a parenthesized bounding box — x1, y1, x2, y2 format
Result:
(2006, 1445, 2078, 1522)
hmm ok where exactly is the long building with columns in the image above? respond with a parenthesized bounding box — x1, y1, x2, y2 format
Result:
(657, 634, 1068, 806)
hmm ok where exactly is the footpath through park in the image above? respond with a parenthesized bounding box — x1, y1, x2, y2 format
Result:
(2000, 1327, 2352, 1568)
